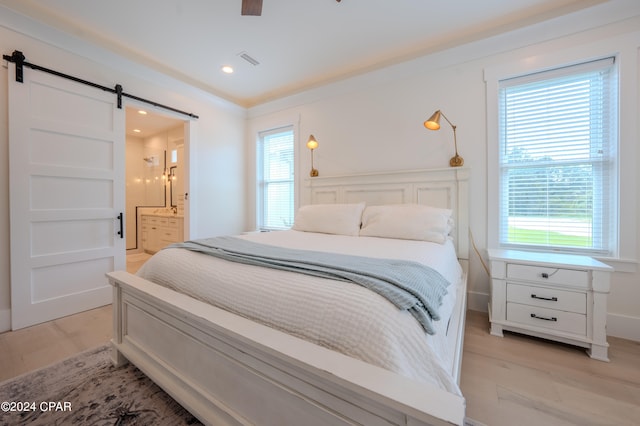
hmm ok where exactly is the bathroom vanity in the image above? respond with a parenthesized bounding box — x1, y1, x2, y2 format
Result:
(141, 213, 184, 253)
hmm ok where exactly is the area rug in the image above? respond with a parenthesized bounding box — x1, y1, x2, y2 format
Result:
(0, 345, 202, 425)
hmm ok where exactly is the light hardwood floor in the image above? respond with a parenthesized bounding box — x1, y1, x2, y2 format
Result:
(461, 310, 640, 426)
(1, 263, 638, 425)
(0, 252, 149, 383)
(0, 304, 112, 383)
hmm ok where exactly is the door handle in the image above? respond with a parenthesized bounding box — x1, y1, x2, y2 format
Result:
(116, 212, 124, 239)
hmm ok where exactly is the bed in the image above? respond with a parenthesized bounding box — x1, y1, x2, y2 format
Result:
(107, 167, 470, 425)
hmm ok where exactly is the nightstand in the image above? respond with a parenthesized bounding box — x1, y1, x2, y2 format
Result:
(487, 248, 613, 361)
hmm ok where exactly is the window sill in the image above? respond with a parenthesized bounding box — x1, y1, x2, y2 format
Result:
(592, 257, 637, 274)
(495, 245, 637, 273)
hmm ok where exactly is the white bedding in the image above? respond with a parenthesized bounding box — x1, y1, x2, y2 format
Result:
(136, 230, 463, 395)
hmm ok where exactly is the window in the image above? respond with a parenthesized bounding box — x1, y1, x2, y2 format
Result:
(497, 58, 618, 255)
(257, 126, 295, 230)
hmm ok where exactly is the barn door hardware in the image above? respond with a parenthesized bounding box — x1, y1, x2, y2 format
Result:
(3, 49, 199, 119)
(4, 50, 25, 82)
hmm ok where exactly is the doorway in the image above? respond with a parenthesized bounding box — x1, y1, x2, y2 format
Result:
(124, 106, 188, 267)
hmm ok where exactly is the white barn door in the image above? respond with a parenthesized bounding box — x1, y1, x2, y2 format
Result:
(8, 65, 125, 330)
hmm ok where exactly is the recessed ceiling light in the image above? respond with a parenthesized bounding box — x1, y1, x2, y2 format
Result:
(133, 129, 141, 133)
(138, 110, 147, 115)
(221, 65, 234, 74)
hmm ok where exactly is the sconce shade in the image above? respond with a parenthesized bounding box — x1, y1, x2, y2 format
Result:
(306, 135, 318, 150)
(423, 110, 442, 130)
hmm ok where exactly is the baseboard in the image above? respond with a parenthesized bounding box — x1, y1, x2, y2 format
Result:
(0, 308, 10, 333)
(464, 418, 489, 426)
(466, 290, 489, 313)
(607, 312, 640, 342)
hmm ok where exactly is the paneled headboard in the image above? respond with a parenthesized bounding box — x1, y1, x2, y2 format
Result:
(303, 168, 470, 260)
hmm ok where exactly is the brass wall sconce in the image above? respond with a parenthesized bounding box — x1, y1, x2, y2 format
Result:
(306, 134, 319, 177)
(424, 109, 463, 167)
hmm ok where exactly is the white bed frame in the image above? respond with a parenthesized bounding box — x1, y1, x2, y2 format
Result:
(107, 168, 470, 425)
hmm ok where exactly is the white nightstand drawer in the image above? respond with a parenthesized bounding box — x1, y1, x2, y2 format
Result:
(507, 303, 586, 336)
(507, 283, 586, 314)
(507, 264, 588, 288)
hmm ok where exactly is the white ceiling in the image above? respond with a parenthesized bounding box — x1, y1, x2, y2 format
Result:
(125, 107, 184, 138)
(1, 0, 606, 110)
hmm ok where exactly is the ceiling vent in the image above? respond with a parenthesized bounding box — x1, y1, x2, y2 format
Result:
(238, 51, 260, 66)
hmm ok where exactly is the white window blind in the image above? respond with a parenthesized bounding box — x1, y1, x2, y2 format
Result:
(498, 57, 618, 255)
(258, 127, 294, 230)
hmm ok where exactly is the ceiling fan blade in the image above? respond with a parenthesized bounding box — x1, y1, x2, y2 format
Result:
(241, 0, 263, 16)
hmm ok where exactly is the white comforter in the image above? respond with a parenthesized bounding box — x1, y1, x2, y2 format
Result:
(137, 230, 463, 395)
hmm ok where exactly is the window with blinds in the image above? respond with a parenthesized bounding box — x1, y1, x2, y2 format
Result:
(257, 127, 295, 230)
(497, 57, 618, 255)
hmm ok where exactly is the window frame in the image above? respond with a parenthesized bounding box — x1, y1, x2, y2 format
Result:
(256, 125, 296, 231)
(498, 58, 617, 255)
(486, 54, 621, 258)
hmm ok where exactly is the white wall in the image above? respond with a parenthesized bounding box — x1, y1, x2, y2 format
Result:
(0, 8, 247, 331)
(246, 1, 640, 341)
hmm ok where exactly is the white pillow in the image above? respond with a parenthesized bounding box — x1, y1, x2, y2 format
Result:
(292, 202, 365, 236)
(359, 204, 453, 243)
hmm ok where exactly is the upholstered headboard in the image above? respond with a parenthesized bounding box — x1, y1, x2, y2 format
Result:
(303, 168, 470, 260)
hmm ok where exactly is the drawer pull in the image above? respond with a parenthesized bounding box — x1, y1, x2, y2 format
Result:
(530, 313, 558, 322)
(531, 294, 558, 302)
(540, 268, 559, 279)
